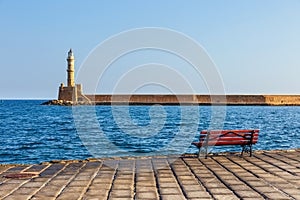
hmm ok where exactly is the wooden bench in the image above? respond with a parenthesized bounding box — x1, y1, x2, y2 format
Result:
(192, 129, 259, 158)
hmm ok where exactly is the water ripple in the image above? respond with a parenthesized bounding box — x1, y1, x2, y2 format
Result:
(0, 100, 300, 164)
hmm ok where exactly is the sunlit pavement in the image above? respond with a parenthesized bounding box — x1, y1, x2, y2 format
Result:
(0, 149, 300, 200)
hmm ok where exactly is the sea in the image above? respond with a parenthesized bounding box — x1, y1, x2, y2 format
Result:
(0, 100, 299, 164)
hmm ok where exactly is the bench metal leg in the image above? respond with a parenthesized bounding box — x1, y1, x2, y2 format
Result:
(249, 144, 253, 157)
(205, 145, 208, 159)
(197, 146, 208, 159)
(241, 145, 245, 156)
(241, 145, 253, 157)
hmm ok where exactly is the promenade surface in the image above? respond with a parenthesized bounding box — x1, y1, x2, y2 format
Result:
(0, 149, 300, 200)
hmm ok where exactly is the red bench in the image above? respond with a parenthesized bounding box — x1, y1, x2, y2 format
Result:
(192, 129, 259, 158)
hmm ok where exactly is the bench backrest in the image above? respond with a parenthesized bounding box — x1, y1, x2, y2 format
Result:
(200, 129, 259, 146)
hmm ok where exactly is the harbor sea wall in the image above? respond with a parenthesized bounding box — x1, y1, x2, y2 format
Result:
(80, 94, 300, 105)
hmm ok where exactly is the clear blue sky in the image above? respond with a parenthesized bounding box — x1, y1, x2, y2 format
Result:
(0, 0, 299, 99)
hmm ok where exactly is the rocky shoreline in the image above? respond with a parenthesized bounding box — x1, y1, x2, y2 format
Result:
(41, 100, 92, 106)
(41, 99, 300, 106)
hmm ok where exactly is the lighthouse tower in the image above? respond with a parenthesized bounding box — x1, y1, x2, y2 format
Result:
(58, 49, 82, 102)
(67, 49, 75, 87)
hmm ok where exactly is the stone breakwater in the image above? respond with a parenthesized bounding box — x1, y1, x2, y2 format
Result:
(0, 149, 300, 199)
(42, 95, 300, 106)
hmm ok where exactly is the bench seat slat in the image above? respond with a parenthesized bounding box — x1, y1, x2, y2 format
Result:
(193, 140, 258, 147)
(200, 129, 259, 134)
(199, 136, 258, 141)
(200, 133, 258, 138)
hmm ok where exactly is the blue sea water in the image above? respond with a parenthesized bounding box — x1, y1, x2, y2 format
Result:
(0, 100, 299, 164)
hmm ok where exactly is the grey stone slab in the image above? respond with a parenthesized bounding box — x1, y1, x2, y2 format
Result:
(135, 191, 158, 199)
(56, 192, 82, 200)
(135, 186, 157, 193)
(159, 182, 180, 188)
(208, 188, 234, 195)
(213, 194, 240, 200)
(11, 187, 38, 195)
(263, 192, 291, 200)
(33, 186, 62, 197)
(84, 188, 109, 197)
(160, 187, 182, 195)
(21, 181, 45, 188)
(136, 176, 155, 181)
(281, 188, 300, 195)
(109, 189, 133, 198)
(182, 184, 204, 192)
(158, 177, 177, 183)
(0, 183, 20, 197)
(234, 190, 262, 198)
(3, 194, 32, 200)
(68, 180, 91, 187)
(89, 183, 112, 190)
(161, 194, 186, 200)
(136, 180, 156, 187)
(112, 184, 134, 190)
(82, 196, 107, 200)
(185, 191, 211, 199)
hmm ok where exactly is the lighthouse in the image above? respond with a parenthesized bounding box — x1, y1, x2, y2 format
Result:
(67, 49, 75, 87)
(58, 49, 83, 102)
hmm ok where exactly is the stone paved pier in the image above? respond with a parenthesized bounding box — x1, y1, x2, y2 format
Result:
(0, 149, 300, 200)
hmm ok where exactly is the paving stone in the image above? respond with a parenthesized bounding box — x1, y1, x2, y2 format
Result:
(11, 187, 38, 195)
(200, 180, 223, 188)
(161, 194, 186, 200)
(33, 186, 62, 197)
(93, 178, 113, 184)
(74, 175, 95, 181)
(159, 182, 180, 188)
(84, 189, 109, 197)
(110, 190, 133, 198)
(53, 175, 73, 180)
(234, 190, 262, 198)
(136, 181, 155, 187)
(112, 184, 133, 190)
(68, 180, 90, 187)
(160, 187, 182, 195)
(180, 180, 199, 185)
(185, 191, 211, 198)
(21, 181, 45, 188)
(263, 192, 291, 199)
(56, 192, 82, 200)
(135, 186, 157, 193)
(31, 196, 56, 200)
(246, 180, 268, 187)
(3, 194, 32, 200)
(208, 188, 233, 195)
(158, 177, 177, 183)
(177, 175, 195, 181)
(213, 194, 240, 200)
(136, 176, 155, 181)
(281, 188, 300, 195)
(135, 191, 158, 199)
(0, 183, 21, 192)
(113, 179, 133, 184)
(89, 183, 112, 190)
(82, 196, 107, 200)
(182, 184, 204, 191)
